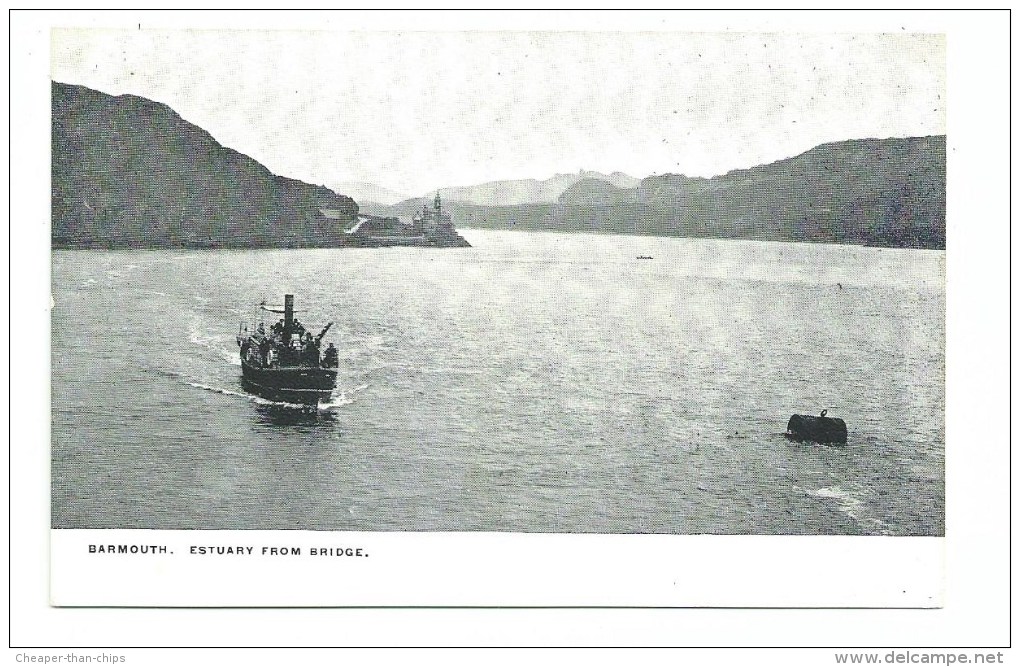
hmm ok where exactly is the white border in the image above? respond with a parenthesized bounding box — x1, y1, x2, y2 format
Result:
(10, 9, 1011, 649)
(50, 530, 942, 608)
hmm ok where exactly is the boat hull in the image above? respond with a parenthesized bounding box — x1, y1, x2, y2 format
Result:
(240, 359, 337, 405)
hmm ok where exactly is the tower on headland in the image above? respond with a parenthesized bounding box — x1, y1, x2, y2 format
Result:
(413, 191, 453, 233)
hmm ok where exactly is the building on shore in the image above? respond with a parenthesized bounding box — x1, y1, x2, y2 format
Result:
(331, 192, 470, 248)
(412, 192, 455, 235)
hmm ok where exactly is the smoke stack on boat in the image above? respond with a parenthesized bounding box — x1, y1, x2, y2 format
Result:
(786, 410, 848, 444)
(283, 294, 295, 344)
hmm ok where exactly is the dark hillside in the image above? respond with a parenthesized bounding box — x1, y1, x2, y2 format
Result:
(52, 81, 358, 249)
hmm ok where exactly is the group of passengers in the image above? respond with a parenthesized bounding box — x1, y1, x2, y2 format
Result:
(252, 319, 338, 368)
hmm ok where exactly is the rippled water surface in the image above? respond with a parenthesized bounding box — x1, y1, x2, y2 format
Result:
(52, 230, 945, 534)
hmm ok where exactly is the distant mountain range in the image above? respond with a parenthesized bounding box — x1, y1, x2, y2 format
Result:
(426, 171, 641, 206)
(330, 181, 411, 206)
(366, 136, 945, 249)
(52, 82, 358, 249)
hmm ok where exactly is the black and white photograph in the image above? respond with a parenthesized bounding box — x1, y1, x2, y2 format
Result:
(10, 8, 1011, 650)
(50, 28, 946, 536)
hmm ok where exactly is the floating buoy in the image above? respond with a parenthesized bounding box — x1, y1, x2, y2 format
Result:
(786, 411, 847, 444)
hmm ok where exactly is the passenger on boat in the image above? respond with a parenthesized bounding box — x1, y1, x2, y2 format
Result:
(302, 341, 320, 365)
(322, 343, 338, 368)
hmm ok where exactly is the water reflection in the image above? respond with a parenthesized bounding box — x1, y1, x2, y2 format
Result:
(253, 402, 340, 427)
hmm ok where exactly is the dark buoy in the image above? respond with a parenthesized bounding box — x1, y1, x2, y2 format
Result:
(786, 410, 847, 444)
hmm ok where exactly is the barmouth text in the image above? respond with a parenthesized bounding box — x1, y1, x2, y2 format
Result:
(88, 544, 167, 554)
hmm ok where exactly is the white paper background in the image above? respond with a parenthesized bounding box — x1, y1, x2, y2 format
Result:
(9, 8, 1011, 650)
(50, 530, 942, 608)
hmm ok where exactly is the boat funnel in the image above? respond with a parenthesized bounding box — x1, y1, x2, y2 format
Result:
(284, 294, 295, 341)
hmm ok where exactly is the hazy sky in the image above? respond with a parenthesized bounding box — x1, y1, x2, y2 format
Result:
(51, 29, 944, 196)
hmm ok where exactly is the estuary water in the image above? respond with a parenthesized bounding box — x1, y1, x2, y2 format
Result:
(51, 230, 945, 534)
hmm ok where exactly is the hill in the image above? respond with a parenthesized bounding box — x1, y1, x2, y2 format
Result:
(377, 136, 945, 249)
(52, 81, 358, 249)
(630, 136, 946, 247)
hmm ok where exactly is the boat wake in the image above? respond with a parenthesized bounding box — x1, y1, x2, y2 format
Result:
(319, 384, 368, 410)
(187, 316, 241, 366)
(150, 350, 355, 414)
(187, 380, 362, 413)
(187, 381, 254, 401)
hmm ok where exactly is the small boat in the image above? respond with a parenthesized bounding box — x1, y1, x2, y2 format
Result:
(236, 294, 338, 406)
(636, 255, 654, 260)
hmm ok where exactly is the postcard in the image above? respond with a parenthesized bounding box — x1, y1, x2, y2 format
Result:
(37, 17, 956, 613)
